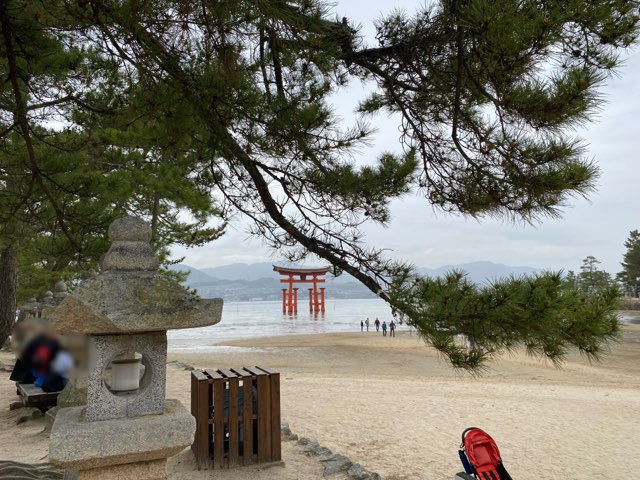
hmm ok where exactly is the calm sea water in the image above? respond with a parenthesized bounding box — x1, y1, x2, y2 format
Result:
(167, 298, 640, 352)
(619, 311, 640, 325)
(168, 298, 392, 352)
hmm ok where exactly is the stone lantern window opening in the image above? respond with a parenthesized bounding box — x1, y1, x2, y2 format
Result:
(103, 351, 148, 395)
(85, 331, 167, 421)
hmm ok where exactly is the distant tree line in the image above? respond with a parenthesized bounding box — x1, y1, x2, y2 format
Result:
(566, 230, 640, 298)
(618, 230, 640, 298)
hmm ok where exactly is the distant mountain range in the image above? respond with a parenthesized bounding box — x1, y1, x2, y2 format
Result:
(416, 261, 542, 281)
(169, 261, 542, 301)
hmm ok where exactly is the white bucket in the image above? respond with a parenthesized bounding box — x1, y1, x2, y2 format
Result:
(110, 357, 142, 392)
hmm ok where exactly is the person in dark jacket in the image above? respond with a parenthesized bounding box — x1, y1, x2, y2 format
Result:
(10, 331, 67, 392)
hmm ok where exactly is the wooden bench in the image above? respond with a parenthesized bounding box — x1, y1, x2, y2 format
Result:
(191, 367, 281, 469)
(16, 383, 60, 411)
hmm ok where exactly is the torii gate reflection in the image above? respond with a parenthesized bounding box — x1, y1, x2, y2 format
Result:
(273, 265, 332, 314)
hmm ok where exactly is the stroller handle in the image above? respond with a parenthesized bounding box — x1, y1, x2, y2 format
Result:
(460, 427, 481, 447)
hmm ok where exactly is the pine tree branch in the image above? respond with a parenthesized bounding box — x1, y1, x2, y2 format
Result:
(0, 5, 82, 253)
(94, 4, 393, 301)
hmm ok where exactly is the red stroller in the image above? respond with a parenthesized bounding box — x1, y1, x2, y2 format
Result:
(456, 428, 513, 480)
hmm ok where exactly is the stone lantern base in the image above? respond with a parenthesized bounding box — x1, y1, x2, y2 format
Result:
(71, 459, 166, 480)
(49, 400, 195, 480)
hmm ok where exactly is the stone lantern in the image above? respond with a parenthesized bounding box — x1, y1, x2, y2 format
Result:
(52, 280, 68, 301)
(47, 216, 223, 479)
(22, 298, 39, 318)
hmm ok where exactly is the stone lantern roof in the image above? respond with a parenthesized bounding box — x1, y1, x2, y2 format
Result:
(47, 216, 222, 335)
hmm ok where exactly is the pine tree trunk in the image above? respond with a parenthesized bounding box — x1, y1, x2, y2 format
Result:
(0, 243, 18, 348)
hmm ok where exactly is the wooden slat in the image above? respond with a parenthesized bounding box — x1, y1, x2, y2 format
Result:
(195, 372, 210, 468)
(218, 368, 237, 378)
(230, 367, 250, 377)
(212, 376, 225, 468)
(238, 369, 254, 465)
(190, 372, 196, 457)
(256, 366, 278, 375)
(205, 369, 224, 380)
(243, 366, 267, 377)
(190, 373, 196, 416)
(192, 369, 209, 381)
(267, 371, 281, 461)
(206, 368, 225, 466)
(227, 373, 240, 467)
(254, 368, 272, 462)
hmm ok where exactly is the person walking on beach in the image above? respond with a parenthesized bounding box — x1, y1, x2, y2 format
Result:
(360, 320, 364, 332)
(375, 318, 380, 332)
(365, 318, 370, 332)
(389, 320, 396, 337)
(382, 321, 387, 337)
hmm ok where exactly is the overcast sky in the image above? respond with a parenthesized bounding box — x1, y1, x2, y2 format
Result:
(172, 1, 640, 275)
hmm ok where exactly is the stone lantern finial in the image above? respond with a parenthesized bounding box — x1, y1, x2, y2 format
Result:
(53, 281, 68, 301)
(41, 291, 55, 308)
(101, 216, 158, 271)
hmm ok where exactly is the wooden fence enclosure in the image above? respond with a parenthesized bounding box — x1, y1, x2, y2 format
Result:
(191, 367, 281, 469)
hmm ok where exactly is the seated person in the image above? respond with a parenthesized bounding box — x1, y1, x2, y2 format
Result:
(10, 327, 72, 392)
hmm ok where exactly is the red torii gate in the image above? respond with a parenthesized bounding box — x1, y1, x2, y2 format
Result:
(273, 265, 331, 314)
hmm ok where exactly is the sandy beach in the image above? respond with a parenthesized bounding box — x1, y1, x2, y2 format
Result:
(2, 325, 639, 479)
